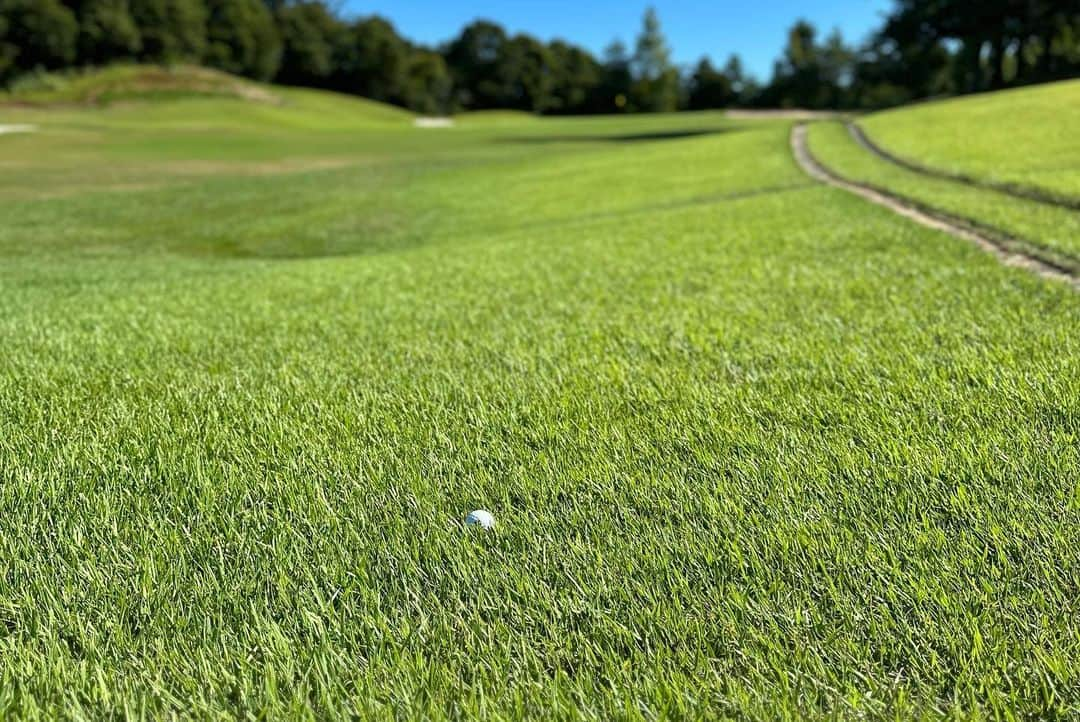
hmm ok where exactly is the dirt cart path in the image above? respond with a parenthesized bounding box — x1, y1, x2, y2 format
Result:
(790, 123, 1079, 290)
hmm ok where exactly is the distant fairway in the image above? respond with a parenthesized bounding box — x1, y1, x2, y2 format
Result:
(1, 70, 1079, 719)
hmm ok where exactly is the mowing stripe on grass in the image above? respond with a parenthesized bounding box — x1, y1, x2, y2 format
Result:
(847, 121, 1080, 211)
(791, 123, 1080, 289)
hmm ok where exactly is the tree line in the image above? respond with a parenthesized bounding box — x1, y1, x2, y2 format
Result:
(1, 0, 1077, 112)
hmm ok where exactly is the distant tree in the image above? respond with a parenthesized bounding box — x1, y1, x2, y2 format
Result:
(334, 17, 409, 103)
(499, 34, 553, 111)
(274, 1, 342, 86)
(722, 54, 746, 96)
(762, 20, 855, 109)
(686, 57, 734, 109)
(0, 12, 9, 81)
(1029, 2, 1080, 82)
(0, 0, 78, 82)
(400, 49, 452, 114)
(878, 0, 1079, 95)
(64, 0, 142, 64)
(203, 0, 280, 80)
(852, 19, 950, 108)
(443, 20, 509, 109)
(5, 0, 1076, 109)
(819, 29, 854, 106)
(129, 0, 205, 62)
(771, 20, 820, 107)
(546, 40, 601, 114)
(630, 7, 678, 112)
(879, 0, 982, 93)
(595, 39, 632, 112)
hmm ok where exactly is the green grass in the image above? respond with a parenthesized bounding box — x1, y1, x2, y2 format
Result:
(860, 79, 1080, 200)
(0, 64, 286, 107)
(0, 83, 735, 202)
(806, 120, 1080, 266)
(2, 71, 1080, 719)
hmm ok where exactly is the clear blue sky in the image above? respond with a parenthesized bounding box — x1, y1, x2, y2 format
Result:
(342, 0, 894, 80)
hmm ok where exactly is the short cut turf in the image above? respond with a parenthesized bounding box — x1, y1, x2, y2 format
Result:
(1, 71, 1079, 719)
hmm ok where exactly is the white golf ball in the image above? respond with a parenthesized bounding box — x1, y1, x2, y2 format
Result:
(465, 509, 495, 530)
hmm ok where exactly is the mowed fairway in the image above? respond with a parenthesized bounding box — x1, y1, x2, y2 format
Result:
(1, 79, 1079, 719)
(859, 79, 1080, 198)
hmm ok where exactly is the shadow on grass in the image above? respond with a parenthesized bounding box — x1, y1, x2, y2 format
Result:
(495, 127, 741, 145)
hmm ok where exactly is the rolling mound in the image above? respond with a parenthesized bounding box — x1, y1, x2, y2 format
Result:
(858, 79, 1080, 199)
(1, 65, 283, 107)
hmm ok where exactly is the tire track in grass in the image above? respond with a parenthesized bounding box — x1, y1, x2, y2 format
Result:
(790, 123, 1080, 290)
(847, 121, 1080, 212)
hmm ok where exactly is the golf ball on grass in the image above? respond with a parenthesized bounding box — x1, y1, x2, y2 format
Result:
(466, 510, 495, 530)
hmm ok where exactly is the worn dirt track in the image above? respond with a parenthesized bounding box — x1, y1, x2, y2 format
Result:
(790, 123, 1079, 290)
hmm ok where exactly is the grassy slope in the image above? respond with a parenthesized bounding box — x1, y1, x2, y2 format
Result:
(806, 120, 1080, 265)
(0, 67, 417, 201)
(859, 79, 1080, 199)
(2, 64, 401, 124)
(1, 77, 1080, 719)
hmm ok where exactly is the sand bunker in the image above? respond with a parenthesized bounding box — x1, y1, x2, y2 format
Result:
(414, 117, 455, 129)
(0, 124, 37, 135)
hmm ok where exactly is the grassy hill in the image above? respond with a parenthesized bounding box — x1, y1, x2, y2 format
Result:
(858, 79, 1080, 199)
(1, 64, 410, 123)
(1, 64, 283, 106)
(1, 64, 413, 134)
(0, 66, 423, 200)
(1, 73, 1079, 719)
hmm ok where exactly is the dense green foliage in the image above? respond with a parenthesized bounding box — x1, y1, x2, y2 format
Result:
(628, 8, 679, 112)
(203, 0, 279, 81)
(2, 0, 1076, 112)
(685, 57, 736, 111)
(72, 0, 142, 64)
(885, 0, 1080, 94)
(127, 0, 205, 63)
(0, 79, 1079, 719)
(758, 22, 846, 108)
(272, 0, 336, 87)
(771, 0, 1080, 108)
(0, 0, 78, 79)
